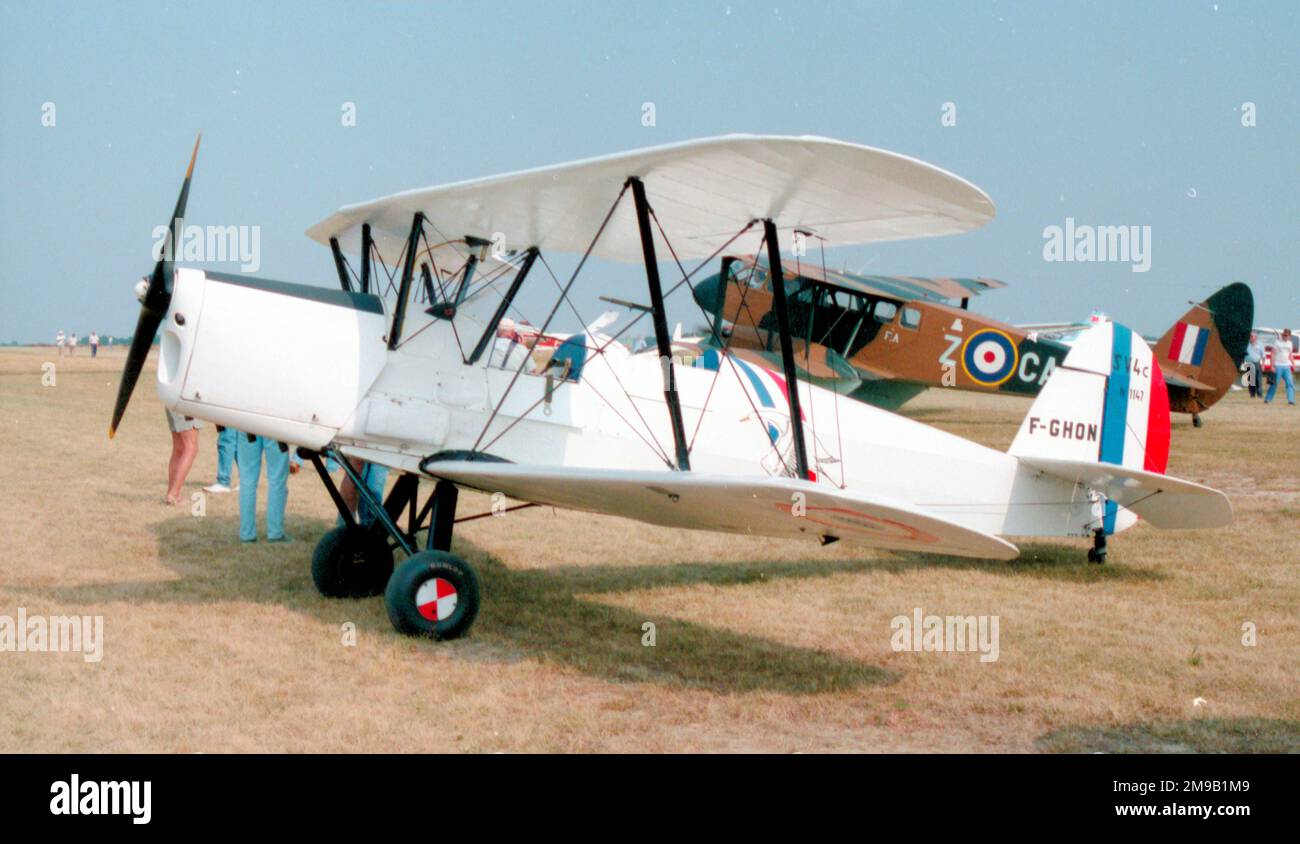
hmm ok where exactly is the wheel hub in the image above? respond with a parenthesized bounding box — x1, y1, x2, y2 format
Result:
(415, 577, 458, 621)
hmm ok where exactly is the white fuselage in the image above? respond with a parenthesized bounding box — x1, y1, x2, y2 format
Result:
(161, 268, 1100, 540)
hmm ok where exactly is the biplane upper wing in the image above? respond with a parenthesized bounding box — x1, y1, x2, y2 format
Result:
(1017, 321, 1087, 337)
(806, 268, 1005, 304)
(421, 461, 1019, 560)
(307, 135, 995, 264)
(728, 255, 1006, 304)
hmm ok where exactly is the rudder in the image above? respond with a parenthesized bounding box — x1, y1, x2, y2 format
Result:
(1010, 321, 1169, 474)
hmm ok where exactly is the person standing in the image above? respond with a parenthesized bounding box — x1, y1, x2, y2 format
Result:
(338, 458, 389, 527)
(203, 425, 240, 494)
(1245, 333, 1265, 398)
(165, 409, 201, 505)
(55, 330, 65, 357)
(89, 331, 99, 359)
(236, 434, 300, 542)
(68, 333, 77, 356)
(1264, 328, 1295, 406)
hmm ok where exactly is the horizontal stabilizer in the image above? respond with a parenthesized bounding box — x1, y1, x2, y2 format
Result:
(1019, 457, 1232, 529)
(422, 461, 1019, 560)
(1162, 371, 1216, 392)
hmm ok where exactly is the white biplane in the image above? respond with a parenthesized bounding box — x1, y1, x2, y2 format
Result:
(110, 135, 1232, 640)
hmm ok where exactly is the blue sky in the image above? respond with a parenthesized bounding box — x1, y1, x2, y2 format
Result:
(1, 0, 1296, 343)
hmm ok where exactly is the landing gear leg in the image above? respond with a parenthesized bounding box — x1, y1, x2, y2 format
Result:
(303, 449, 393, 597)
(1087, 528, 1107, 564)
(303, 449, 482, 639)
(385, 479, 480, 640)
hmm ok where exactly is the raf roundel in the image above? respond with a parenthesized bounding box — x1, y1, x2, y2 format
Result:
(961, 329, 1019, 386)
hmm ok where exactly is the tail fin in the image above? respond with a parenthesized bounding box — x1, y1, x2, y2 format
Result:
(1009, 322, 1231, 530)
(1151, 282, 1254, 414)
(1010, 321, 1169, 472)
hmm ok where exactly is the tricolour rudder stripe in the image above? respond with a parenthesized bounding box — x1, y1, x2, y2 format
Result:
(1098, 323, 1132, 466)
(1145, 360, 1170, 473)
(1168, 321, 1188, 361)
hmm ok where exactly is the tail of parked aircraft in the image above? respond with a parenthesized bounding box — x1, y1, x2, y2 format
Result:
(1008, 322, 1231, 532)
(1151, 282, 1254, 416)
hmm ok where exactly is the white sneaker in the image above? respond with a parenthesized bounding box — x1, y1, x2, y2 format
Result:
(203, 483, 233, 494)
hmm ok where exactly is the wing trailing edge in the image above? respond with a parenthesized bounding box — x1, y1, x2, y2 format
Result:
(421, 461, 1019, 560)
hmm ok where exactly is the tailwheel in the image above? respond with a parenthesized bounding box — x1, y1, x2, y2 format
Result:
(1087, 528, 1108, 564)
(385, 551, 480, 640)
(1192, 413, 1203, 428)
(311, 525, 395, 598)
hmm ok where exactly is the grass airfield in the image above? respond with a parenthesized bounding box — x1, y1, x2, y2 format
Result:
(1, 345, 1296, 753)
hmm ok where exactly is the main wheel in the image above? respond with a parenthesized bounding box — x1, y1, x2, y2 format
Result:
(385, 551, 480, 640)
(311, 525, 395, 598)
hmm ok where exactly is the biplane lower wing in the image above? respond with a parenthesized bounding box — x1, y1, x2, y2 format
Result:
(421, 461, 1020, 560)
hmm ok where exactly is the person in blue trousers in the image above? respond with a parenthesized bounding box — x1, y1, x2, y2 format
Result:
(337, 458, 389, 527)
(237, 434, 301, 542)
(1264, 329, 1295, 406)
(204, 426, 240, 494)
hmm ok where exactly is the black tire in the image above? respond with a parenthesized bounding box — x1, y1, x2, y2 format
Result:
(384, 551, 480, 640)
(311, 525, 395, 598)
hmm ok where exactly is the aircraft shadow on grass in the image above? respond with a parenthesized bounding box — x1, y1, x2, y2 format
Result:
(1036, 717, 1300, 753)
(22, 514, 1162, 694)
(887, 541, 1169, 584)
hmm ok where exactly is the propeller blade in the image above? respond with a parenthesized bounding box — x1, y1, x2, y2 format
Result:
(108, 133, 201, 438)
(108, 304, 165, 438)
(157, 132, 202, 290)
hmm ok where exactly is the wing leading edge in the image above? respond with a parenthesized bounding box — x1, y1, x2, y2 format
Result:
(421, 461, 1019, 560)
(307, 135, 995, 265)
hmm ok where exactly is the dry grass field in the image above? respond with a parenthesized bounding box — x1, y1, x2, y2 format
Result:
(1, 345, 1297, 753)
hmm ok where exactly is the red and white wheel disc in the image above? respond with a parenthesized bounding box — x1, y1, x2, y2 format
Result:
(415, 577, 458, 622)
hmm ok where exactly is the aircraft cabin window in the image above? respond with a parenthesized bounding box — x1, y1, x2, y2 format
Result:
(901, 307, 922, 329)
(873, 301, 898, 323)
